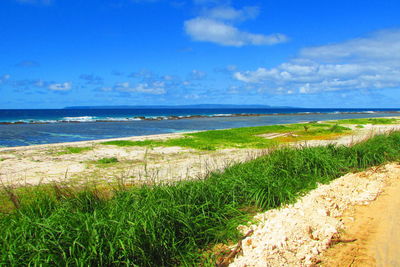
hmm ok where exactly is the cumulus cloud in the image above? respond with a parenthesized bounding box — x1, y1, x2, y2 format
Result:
(185, 18, 287, 47)
(233, 29, 400, 94)
(184, 5, 287, 47)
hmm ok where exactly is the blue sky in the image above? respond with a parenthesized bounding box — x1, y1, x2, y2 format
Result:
(1, 0, 400, 108)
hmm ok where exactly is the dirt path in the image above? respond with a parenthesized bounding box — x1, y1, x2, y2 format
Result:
(229, 163, 400, 267)
(321, 167, 400, 267)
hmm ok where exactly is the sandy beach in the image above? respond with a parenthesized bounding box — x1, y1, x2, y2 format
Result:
(1, 119, 400, 187)
(0, 130, 260, 186)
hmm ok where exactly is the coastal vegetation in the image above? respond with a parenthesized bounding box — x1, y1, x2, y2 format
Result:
(95, 157, 119, 164)
(1, 131, 400, 266)
(102, 123, 350, 150)
(57, 146, 93, 155)
(329, 117, 399, 125)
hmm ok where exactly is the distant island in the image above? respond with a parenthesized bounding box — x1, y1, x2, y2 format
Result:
(64, 104, 296, 109)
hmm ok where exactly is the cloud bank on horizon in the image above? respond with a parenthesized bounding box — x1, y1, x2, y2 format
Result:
(0, 0, 399, 108)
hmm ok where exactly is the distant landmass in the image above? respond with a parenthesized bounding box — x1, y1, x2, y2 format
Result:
(64, 104, 296, 109)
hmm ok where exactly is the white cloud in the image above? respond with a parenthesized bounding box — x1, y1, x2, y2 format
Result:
(184, 17, 287, 47)
(114, 81, 166, 95)
(48, 82, 72, 91)
(184, 4, 287, 47)
(300, 29, 400, 62)
(189, 69, 207, 80)
(233, 29, 400, 94)
(203, 6, 259, 21)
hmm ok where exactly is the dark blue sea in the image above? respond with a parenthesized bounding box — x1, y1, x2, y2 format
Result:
(0, 108, 399, 147)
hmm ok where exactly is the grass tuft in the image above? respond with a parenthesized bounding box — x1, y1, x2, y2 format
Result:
(95, 157, 119, 164)
(101, 140, 160, 147)
(58, 146, 93, 155)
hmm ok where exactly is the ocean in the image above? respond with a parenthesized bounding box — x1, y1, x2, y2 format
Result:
(0, 108, 399, 147)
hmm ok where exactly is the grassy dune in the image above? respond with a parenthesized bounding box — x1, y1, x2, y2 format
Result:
(1, 131, 400, 266)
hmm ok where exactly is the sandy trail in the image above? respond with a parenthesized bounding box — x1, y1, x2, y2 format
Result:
(321, 167, 400, 267)
(229, 163, 400, 267)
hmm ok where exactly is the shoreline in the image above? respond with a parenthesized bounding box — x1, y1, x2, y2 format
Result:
(1, 116, 400, 187)
(1, 110, 399, 125)
(0, 131, 196, 152)
(1, 116, 400, 152)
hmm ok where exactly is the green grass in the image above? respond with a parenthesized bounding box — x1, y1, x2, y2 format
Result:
(95, 157, 119, 164)
(102, 123, 351, 150)
(1, 132, 400, 266)
(101, 140, 159, 147)
(0, 158, 5, 162)
(333, 118, 398, 125)
(58, 146, 93, 155)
